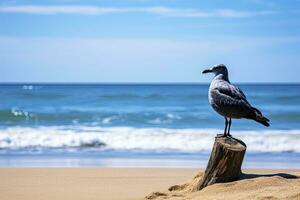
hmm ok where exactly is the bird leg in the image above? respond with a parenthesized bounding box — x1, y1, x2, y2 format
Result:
(227, 118, 232, 137)
(223, 118, 228, 137)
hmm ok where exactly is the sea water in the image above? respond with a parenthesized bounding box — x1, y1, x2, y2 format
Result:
(0, 84, 299, 168)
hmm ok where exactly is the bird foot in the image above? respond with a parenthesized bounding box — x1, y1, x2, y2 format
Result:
(216, 134, 227, 138)
(216, 134, 232, 138)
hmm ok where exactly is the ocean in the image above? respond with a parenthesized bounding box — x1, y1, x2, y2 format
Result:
(0, 84, 299, 168)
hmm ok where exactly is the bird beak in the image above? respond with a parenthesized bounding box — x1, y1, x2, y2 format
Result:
(202, 68, 213, 74)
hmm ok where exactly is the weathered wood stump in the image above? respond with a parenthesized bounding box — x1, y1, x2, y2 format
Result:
(193, 136, 246, 191)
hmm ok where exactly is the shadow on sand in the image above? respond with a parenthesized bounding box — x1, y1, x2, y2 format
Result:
(240, 173, 299, 180)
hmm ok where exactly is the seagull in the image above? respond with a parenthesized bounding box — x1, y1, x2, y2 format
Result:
(202, 64, 270, 137)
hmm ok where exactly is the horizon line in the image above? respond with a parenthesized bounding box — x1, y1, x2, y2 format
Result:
(1, 82, 300, 85)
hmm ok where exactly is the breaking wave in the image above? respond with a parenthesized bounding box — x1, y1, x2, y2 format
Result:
(0, 126, 299, 153)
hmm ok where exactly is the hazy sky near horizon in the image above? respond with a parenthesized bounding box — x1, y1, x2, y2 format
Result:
(0, 0, 300, 83)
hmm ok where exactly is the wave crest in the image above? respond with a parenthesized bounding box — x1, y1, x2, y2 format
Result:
(0, 127, 300, 153)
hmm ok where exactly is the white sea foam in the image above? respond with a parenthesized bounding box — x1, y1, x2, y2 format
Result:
(22, 85, 34, 90)
(0, 126, 300, 152)
(101, 116, 118, 124)
(10, 108, 35, 119)
(148, 113, 182, 124)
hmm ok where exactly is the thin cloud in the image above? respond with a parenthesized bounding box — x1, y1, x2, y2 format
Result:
(0, 5, 277, 18)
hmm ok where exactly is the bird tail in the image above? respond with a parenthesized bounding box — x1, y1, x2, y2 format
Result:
(249, 107, 270, 127)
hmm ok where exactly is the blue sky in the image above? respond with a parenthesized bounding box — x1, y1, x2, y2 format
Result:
(0, 0, 300, 83)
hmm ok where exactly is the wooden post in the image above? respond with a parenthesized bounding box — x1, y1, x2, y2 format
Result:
(193, 136, 247, 191)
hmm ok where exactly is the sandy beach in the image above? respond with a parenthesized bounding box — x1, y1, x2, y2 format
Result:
(0, 168, 299, 200)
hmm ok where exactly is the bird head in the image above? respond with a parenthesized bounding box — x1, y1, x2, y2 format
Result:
(202, 64, 228, 75)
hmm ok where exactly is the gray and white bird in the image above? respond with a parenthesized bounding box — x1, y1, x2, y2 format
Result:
(202, 64, 270, 137)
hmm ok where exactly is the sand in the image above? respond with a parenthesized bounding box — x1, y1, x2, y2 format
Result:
(146, 169, 300, 200)
(0, 168, 299, 200)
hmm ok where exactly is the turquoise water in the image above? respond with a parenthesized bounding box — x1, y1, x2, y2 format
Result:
(0, 84, 299, 168)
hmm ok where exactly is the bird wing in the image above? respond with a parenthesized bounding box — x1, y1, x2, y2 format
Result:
(218, 83, 248, 102)
(210, 83, 253, 117)
(236, 87, 247, 100)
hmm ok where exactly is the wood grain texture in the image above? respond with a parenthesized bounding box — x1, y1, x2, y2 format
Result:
(193, 136, 246, 191)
